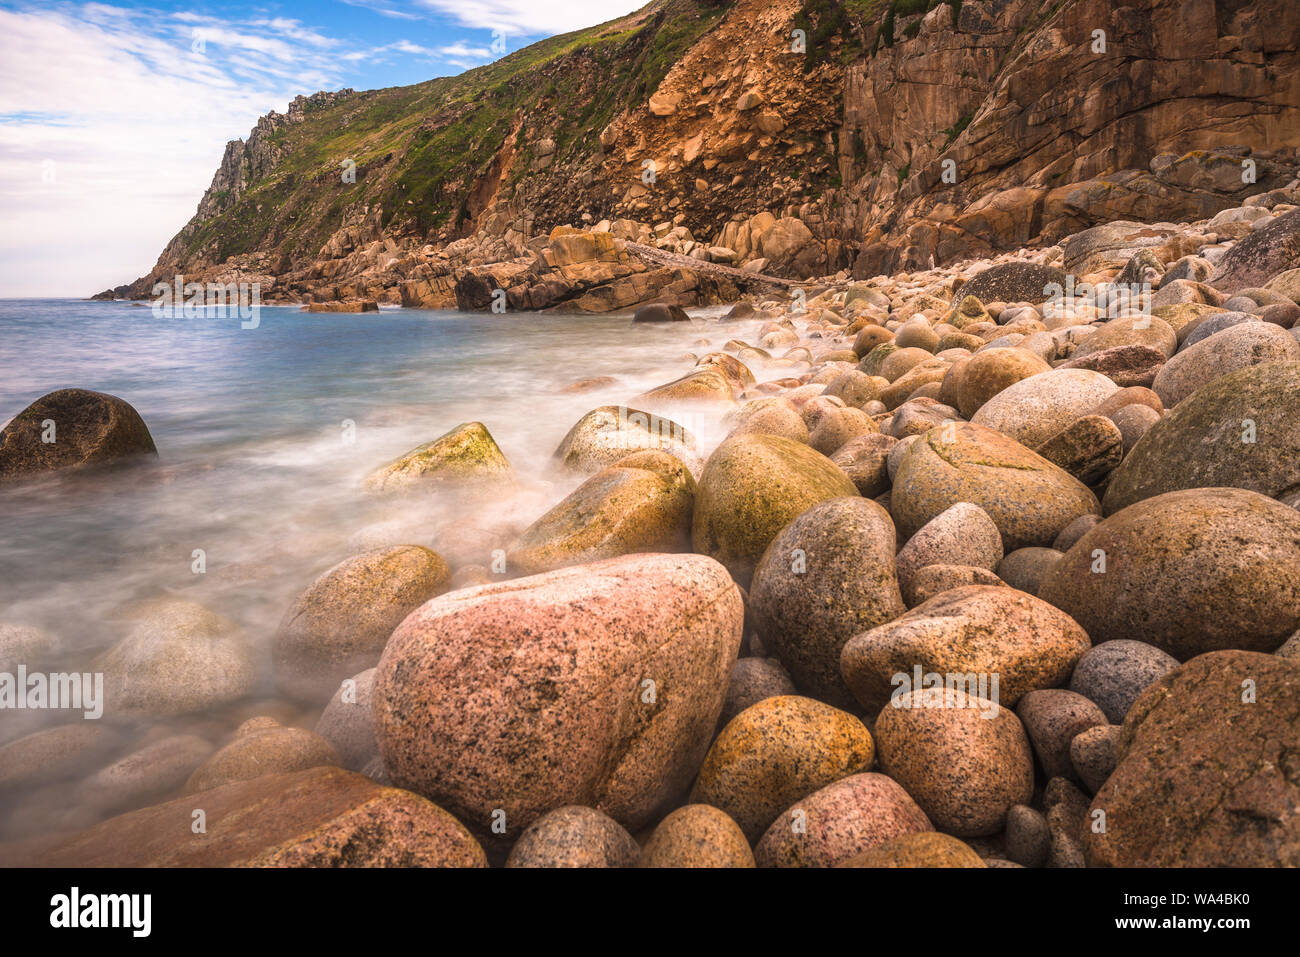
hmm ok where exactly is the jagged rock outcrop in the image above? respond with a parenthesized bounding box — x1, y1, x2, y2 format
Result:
(99, 0, 1300, 308)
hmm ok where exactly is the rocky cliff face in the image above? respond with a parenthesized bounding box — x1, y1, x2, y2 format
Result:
(98, 0, 1300, 309)
(835, 0, 1300, 275)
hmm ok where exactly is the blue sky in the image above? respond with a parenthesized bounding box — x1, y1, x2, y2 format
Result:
(0, 0, 647, 296)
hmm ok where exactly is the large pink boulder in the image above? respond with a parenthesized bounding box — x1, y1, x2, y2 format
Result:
(372, 553, 744, 842)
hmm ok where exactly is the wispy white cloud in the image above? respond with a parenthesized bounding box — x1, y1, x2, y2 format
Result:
(415, 0, 646, 36)
(0, 0, 644, 296)
(0, 3, 476, 296)
(339, 0, 423, 21)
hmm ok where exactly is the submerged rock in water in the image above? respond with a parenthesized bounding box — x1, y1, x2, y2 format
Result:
(184, 717, 340, 793)
(273, 545, 450, 705)
(632, 302, 690, 323)
(364, 421, 512, 491)
(1, 766, 487, 867)
(0, 388, 157, 482)
(94, 599, 257, 720)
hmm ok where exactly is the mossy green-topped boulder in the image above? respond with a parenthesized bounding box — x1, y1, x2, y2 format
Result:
(365, 421, 511, 491)
(507, 450, 695, 575)
(1104, 361, 1300, 514)
(692, 433, 859, 586)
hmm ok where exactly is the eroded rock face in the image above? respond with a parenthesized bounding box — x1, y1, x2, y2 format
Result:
(0, 389, 157, 481)
(1, 767, 487, 867)
(372, 553, 743, 843)
(1040, 488, 1300, 660)
(1086, 651, 1300, 867)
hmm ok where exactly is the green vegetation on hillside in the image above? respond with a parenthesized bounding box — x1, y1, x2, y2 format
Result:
(181, 0, 727, 264)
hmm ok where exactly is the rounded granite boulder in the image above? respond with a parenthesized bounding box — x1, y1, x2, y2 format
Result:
(1039, 487, 1300, 660)
(689, 695, 875, 842)
(749, 498, 906, 708)
(875, 688, 1035, 837)
(94, 599, 257, 719)
(0, 388, 158, 482)
(894, 502, 1003, 606)
(719, 657, 798, 728)
(971, 368, 1118, 448)
(314, 668, 380, 771)
(692, 433, 859, 587)
(753, 772, 932, 868)
(507, 450, 694, 574)
(1151, 321, 1300, 407)
(185, 718, 341, 794)
(504, 805, 639, 868)
(836, 831, 985, 868)
(953, 347, 1051, 419)
(841, 584, 1091, 713)
(890, 422, 1099, 550)
(273, 545, 450, 704)
(1015, 689, 1108, 782)
(637, 804, 755, 868)
(373, 553, 743, 843)
(1067, 640, 1179, 724)
(1085, 651, 1300, 866)
(364, 421, 512, 491)
(1103, 361, 1300, 514)
(553, 405, 698, 474)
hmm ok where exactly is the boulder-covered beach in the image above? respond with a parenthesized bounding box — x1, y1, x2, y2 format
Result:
(4, 192, 1300, 868)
